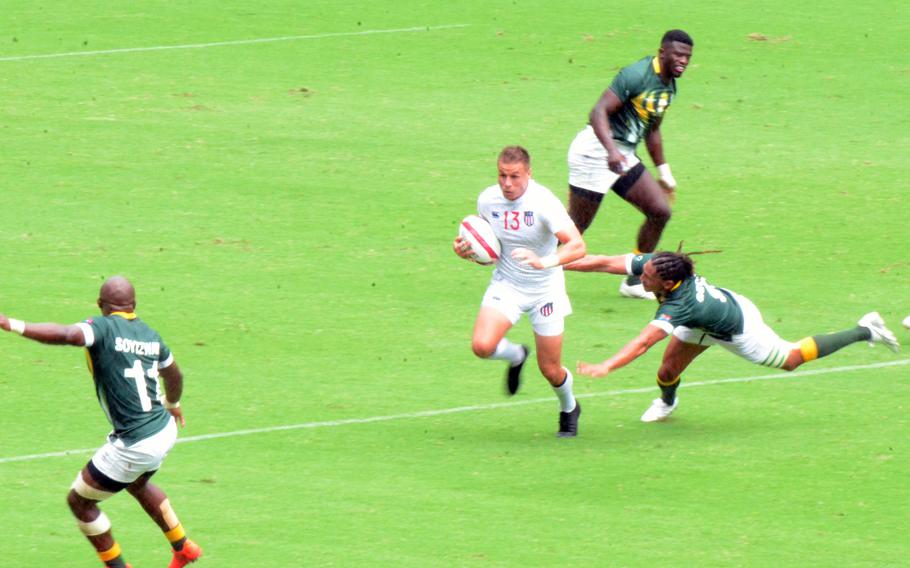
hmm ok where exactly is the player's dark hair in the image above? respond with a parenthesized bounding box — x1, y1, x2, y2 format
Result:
(650, 251, 694, 282)
(661, 29, 693, 47)
(499, 145, 531, 167)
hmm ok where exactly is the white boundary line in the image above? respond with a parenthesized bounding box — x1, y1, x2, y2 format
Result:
(2, 358, 906, 465)
(0, 24, 471, 62)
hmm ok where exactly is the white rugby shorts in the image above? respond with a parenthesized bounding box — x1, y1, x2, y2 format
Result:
(671, 293, 797, 369)
(89, 417, 178, 484)
(567, 125, 641, 194)
(481, 279, 572, 337)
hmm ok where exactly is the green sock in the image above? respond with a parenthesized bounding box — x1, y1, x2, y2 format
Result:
(812, 327, 871, 358)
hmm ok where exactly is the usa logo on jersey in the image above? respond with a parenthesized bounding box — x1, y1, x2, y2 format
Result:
(539, 302, 553, 317)
(524, 211, 535, 227)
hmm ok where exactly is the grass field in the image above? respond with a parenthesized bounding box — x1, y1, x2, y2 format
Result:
(1, 1, 908, 566)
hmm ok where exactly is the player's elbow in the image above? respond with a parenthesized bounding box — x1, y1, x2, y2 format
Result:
(566, 241, 586, 264)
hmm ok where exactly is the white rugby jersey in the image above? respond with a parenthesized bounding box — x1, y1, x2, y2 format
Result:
(477, 179, 574, 293)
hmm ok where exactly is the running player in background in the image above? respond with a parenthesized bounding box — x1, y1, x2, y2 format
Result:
(567, 30, 693, 300)
(0, 276, 202, 568)
(567, 252, 900, 422)
(454, 146, 587, 437)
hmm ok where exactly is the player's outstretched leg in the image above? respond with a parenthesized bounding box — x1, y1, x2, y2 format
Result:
(794, 312, 900, 369)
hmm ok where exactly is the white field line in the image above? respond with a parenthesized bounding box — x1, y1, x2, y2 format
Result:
(0, 24, 470, 62)
(2, 358, 907, 465)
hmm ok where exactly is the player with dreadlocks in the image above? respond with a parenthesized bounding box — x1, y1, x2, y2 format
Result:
(565, 251, 900, 422)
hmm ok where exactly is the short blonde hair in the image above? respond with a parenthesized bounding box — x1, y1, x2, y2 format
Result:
(498, 146, 530, 167)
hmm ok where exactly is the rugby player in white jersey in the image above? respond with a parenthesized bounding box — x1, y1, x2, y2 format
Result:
(453, 146, 587, 437)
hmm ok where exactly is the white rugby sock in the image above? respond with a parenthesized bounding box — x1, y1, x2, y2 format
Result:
(552, 368, 576, 412)
(490, 338, 525, 365)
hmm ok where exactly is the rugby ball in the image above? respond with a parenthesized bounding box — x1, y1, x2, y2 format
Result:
(903, 315, 910, 330)
(459, 215, 501, 265)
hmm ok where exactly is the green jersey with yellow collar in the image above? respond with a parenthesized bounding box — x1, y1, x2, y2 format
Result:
(608, 56, 677, 146)
(76, 312, 174, 446)
(628, 254, 745, 340)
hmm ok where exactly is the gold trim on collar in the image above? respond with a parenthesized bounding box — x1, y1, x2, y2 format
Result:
(652, 56, 661, 74)
(669, 280, 682, 292)
(110, 311, 137, 320)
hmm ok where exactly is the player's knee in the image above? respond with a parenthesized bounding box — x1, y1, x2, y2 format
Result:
(538, 360, 563, 382)
(647, 204, 672, 226)
(779, 349, 803, 371)
(66, 489, 81, 514)
(67, 489, 93, 517)
(471, 339, 496, 359)
(70, 470, 117, 504)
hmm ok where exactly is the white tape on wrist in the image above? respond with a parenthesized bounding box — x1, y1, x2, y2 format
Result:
(8, 318, 25, 335)
(164, 399, 180, 410)
(657, 163, 673, 179)
(540, 254, 560, 269)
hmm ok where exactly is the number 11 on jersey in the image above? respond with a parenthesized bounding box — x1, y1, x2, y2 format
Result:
(123, 360, 160, 412)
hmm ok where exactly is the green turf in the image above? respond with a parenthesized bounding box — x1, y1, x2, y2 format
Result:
(1, 1, 908, 566)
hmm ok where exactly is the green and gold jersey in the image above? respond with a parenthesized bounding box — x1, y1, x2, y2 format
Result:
(628, 254, 745, 340)
(608, 56, 676, 146)
(76, 312, 173, 446)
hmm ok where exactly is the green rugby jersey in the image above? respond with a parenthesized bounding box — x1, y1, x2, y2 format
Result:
(608, 56, 676, 146)
(76, 312, 173, 446)
(629, 254, 744, 340)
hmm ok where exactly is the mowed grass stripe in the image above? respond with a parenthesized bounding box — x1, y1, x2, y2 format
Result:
(0, 24, 470, 62)
(2, 358, 906, 465)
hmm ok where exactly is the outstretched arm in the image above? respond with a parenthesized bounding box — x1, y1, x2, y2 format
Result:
(0, 314, 85, 346)
(563, 253, 629, 273)
(577, 323, 668, 378)
(511, 224, 586, 269)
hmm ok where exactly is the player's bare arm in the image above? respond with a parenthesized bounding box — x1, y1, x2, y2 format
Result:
(159, 362, 186, 427)
(0, 314, 85, 346)
(511, 225, 586, 269)
(644, 117, 666, 167)
(563, 254, 628, 273)
(645, 117, 677, 196)
(589, 89, 626, 174)
(577, 323, 668, 377)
